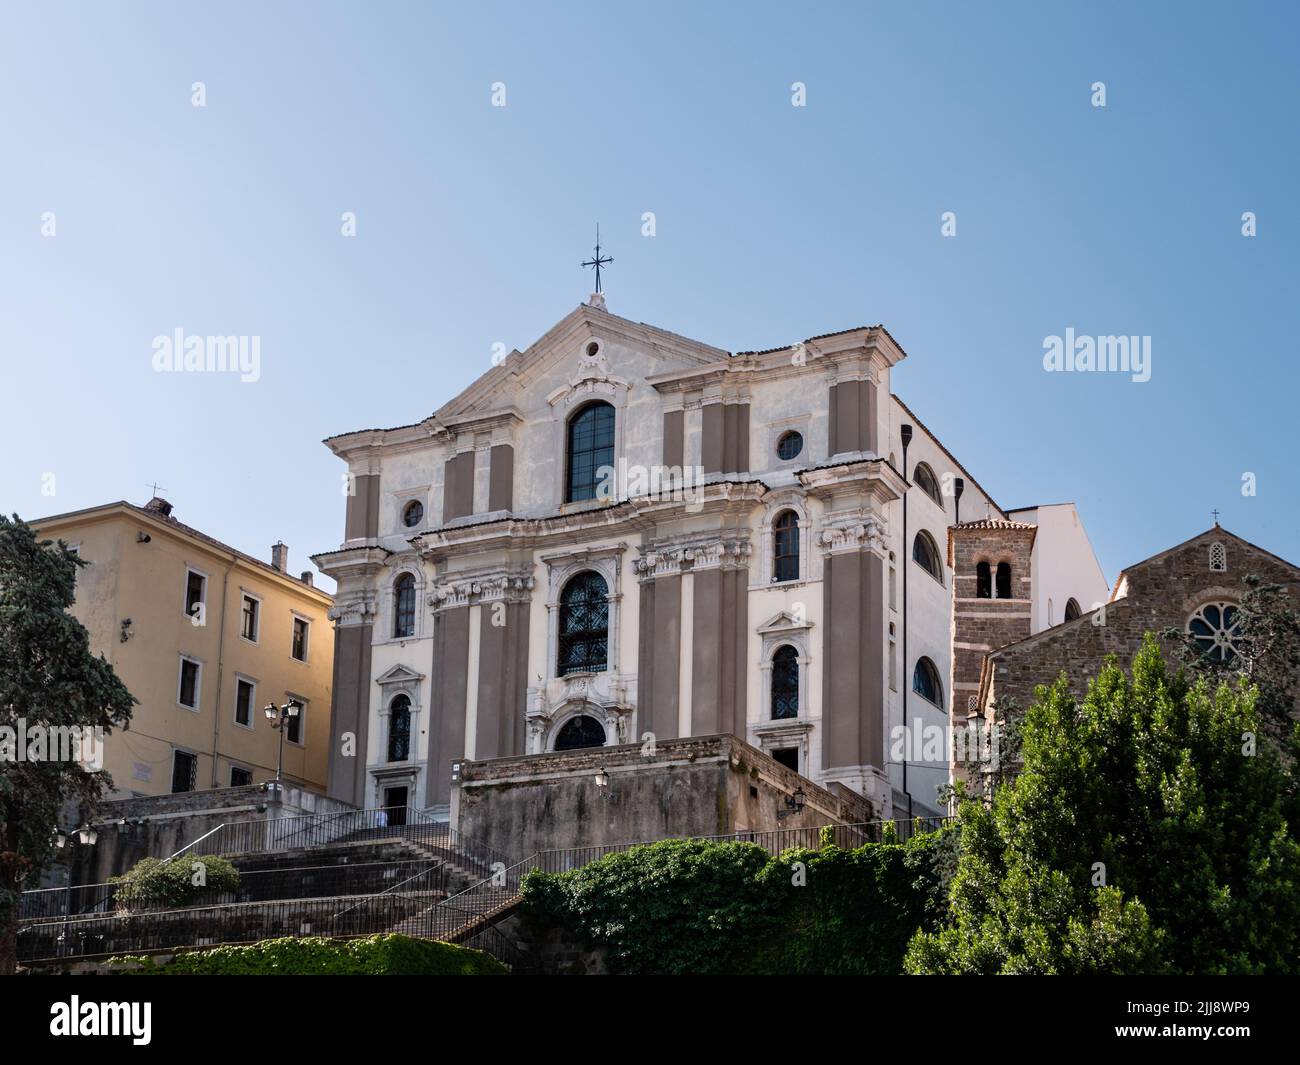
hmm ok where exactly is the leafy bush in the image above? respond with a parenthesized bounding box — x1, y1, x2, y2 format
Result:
(109, 855, 240, 912)
(906, 635, 1300, 974)
(521, 831, 954, 975)
(113, 934, 507, 975)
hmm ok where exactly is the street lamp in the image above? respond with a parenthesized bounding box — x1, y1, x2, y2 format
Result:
(77, 825, 97, 846)
(777, 786, 806, 820)
(264, 700, 300, 785)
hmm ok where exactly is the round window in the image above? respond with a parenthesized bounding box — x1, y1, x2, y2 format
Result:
(776, 431, 803, 460)
(402, 500, 424, 528)
(1187, 602, 1242, 663)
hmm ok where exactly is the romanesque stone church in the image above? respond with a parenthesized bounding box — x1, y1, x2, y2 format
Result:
(956, 525, 1300, 783)
(313, 296, 1109, 821)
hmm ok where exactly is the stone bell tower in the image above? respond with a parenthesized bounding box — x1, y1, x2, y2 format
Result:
(947, 518, 1036, 790)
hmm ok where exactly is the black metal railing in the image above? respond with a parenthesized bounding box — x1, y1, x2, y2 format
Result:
(18, 814, 951, 965)
(19, 858, 448, 922)
(17, 866, 450, 963)
(529, 815, 953, 873)
(162, 805, 513, 872)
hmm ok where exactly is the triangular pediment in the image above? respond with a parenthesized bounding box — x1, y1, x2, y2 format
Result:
(1118, 527, 1299, 587)
(376, 663, 425, 685)
(434, 302, 729, 422)
(757, 609, 814, 634)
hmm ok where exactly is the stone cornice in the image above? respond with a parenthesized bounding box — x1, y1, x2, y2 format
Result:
(311, 544, 393, 583)
(411, 482, 768, 561)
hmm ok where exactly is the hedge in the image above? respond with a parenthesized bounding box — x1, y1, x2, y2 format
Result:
(521, 830, 957, 975)
(112, 934, 508, 975)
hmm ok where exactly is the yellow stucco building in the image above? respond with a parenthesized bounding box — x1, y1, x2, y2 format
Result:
(32, 497, 334, 797)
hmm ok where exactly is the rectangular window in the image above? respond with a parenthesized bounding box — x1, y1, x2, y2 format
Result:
(171, 750, 197, 793)
(889, 640, 898, 691)
(230, 766, 253, 787)
(178, 657, 201, 709)
(286, 699, 304, 745)
(234, 678, 255, 728)
(291, 617, 309, 662)
(185, 569, 206, 622)
(241, 595, 259, 641)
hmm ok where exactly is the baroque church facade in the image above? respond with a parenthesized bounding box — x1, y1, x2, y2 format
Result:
(314, 297, 1108, 819)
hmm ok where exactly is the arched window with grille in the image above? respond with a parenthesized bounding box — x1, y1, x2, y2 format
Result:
(995, 561, 1012, 599)
(1064, 598, 1082, 622)
(566, 401, 615, 503)
(976, 560, 991, 598)
(393, 573, 416, 638)
(912, 657, 943, 707)
(387, 694, 411, 762)
(557, 571, 609, 675)
(771, 645, 799, 719)
(913, 530, 943, 584)
(773, 510, 800, 582)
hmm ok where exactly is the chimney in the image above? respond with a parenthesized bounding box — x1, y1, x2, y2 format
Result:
(271, 542, 288, 573)
(144, 496, 173, 518)
(300, 570, 314, 586)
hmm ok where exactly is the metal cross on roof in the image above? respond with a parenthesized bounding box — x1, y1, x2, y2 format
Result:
(1212, 508, 1220, 525)
(581, 225, 613, 294)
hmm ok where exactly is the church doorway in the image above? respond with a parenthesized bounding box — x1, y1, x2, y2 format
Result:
(554, 714, 606, 751)
(383, 785, 408, 826)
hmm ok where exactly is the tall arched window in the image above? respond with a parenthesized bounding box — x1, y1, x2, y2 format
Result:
(554, 714, 606, 751)
(773, 510, 800, 582)
(1064, 598, 1082, 622)
(393, 573, 416, 638)
(771, 645, 799, 719)
(912, 657, 943, 707)
(558, 571, 609, 675)
(976, 560, 992, 599)
(387, 694, 411, 762)
(995, 561, 1012, 599)
(566, 401, 615, 503)
(913, 462, 943, 506)
(913, 531, 943, 583)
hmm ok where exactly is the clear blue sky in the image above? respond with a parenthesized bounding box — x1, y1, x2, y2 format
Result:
(4, 1, 1297, 592)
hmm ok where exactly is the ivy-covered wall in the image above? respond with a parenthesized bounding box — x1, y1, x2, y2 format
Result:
(520, 829, 957, 975)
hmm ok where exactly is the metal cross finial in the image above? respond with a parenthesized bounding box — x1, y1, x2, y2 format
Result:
(1212, 508, 1220, 526)
(581, 224, 613, 294)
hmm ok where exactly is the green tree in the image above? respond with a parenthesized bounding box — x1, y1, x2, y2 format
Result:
(0, 515, 135, 973)
(1163, 574, 1300, 742)
(906, 635, 1300, 974)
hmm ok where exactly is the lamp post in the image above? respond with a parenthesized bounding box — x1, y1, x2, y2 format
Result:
(264, 700, 300, 785)
(776, 786, 806, 821)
